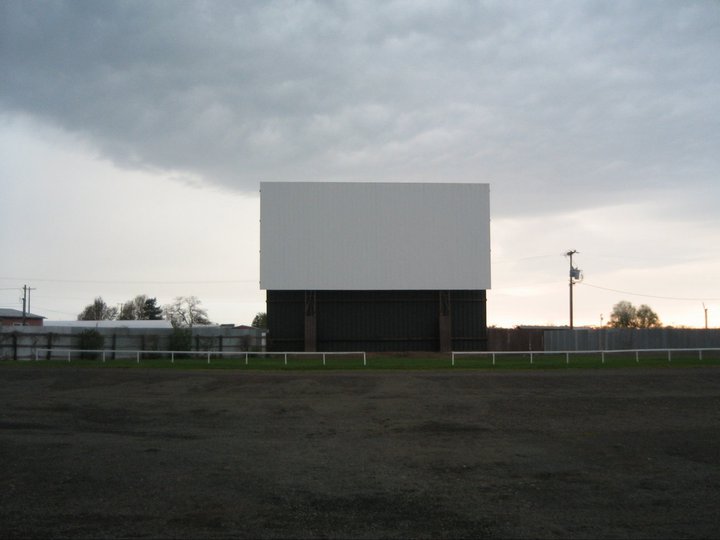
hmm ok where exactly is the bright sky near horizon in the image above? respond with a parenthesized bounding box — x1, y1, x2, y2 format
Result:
(1, 1, 719, 328)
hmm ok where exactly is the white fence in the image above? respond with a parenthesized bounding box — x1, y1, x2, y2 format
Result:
(33, 348, 367, 366)
(451, 348, 720, 366)
(20, 347, 720, 369)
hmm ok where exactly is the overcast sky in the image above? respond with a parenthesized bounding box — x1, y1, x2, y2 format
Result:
(1, 0, 719, 328)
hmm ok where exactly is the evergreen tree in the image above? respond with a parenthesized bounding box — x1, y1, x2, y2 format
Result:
(252, 312, 267, 328)
(142, 297, 164, 320)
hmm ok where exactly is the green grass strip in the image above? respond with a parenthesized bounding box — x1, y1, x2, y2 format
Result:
(7, 351, 720, 371)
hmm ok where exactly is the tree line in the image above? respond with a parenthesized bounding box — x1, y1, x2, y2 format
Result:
(80, 296, 661, 330)
(78, 295, 268, 329)
(77, 295, 210, 328)
(608, 300, 661, 328)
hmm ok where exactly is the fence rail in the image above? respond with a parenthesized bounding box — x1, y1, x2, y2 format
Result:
(451, 347, 720, 366)
(33, 348, 367, 366)
(14, 347, 720, 369)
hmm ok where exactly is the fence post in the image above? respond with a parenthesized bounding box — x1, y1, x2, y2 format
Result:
(245, 352, 248, 365)
(67, 350, 71, 363)
(284, 353, 287, 365)
(136, 351, 140, 364)
(636, 351, 639, 363)
(323, 353, 326, 366)
(668, 350, 671, 363)
(699, 350, 703, 361)
(451, 352, 455, 367)
(530, 352, 533, 364)
(601, 351, 605, 364)
(171, 351, 174, 364)
(207, 351, 211, 364)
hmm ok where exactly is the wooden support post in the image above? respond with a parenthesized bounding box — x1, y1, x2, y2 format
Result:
(47, 332, 53, 360)
(439, 291, 452, 353)
(304, 291, 317, 352)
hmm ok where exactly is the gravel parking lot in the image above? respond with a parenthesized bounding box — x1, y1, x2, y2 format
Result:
(1, 366, 719, 538)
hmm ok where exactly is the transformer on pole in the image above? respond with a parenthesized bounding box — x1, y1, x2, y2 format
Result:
(566, 250, 582, 329)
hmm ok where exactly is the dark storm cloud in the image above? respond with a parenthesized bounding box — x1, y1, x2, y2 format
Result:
(2, 1, 719, 214)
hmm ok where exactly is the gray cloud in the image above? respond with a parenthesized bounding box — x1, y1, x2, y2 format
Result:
(2, 0, 719, 215)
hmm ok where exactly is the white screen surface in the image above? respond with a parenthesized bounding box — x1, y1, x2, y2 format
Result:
(260, 182, 490, 290)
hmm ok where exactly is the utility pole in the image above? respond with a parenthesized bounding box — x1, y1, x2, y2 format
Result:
(703, 303, 708, 330)
(20, 285, 37, 326)
(565, 250, 581, 329)
(22, 285, 27, 326)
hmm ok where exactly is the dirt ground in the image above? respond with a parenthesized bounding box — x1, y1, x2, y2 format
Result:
(1, 366, 719, 539)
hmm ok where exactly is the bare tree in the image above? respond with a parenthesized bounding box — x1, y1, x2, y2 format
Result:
(164, 296, 211, 328)
(609, 300, 661, 328)
(609, 301, 636, 328)
(636, 304, 661, 328)
(77, 297, 118, 321)
(118, 294, 148, 320)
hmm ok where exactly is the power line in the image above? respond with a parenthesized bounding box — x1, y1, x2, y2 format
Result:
(0, 277, 257, 285)
(31, 305, 81, 317)
(493, 254, 558, 264)
(580, 282, 720, 302)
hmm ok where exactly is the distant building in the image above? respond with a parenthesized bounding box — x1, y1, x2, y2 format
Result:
(0, 308, 45, 327)
(0, 322, 267, 360)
